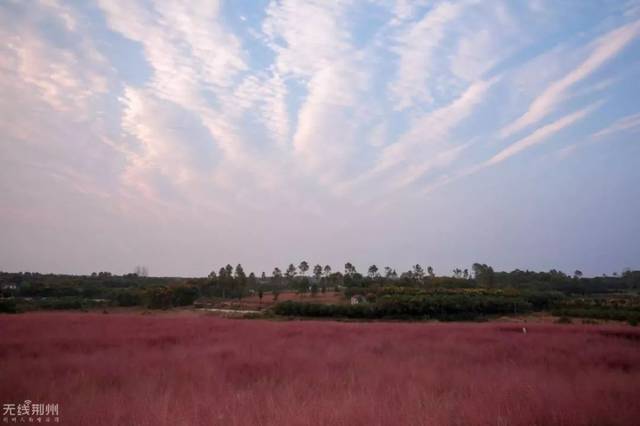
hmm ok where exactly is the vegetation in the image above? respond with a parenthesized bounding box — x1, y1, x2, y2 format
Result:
(1, 313, 639, 425)
(1, 265, 639, 322)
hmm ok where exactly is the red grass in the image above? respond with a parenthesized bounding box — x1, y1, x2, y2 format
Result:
(1, 313, 639, 425)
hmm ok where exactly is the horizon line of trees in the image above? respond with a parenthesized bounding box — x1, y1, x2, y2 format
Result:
(7, 262, 640, 283)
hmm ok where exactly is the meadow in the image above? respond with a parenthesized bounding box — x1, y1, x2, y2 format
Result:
(1, 313, 639, 425)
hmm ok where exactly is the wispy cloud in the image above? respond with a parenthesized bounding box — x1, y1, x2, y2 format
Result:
(422, 102, 600, 195)
(388, 1, 465, 110)
(489, 102, 600, 166)
(592, 112, 640, 139)
(1, 0, 639, 274)
(500, 20, 640, 139)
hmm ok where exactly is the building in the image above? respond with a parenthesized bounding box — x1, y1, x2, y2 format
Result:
(350, 295, 366, 305)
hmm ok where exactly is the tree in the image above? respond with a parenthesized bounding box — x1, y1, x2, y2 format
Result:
(273, 267, 283, 286)
(472, 263, 495, 287)
(144, 287, 172, 309)
(453, 268, 462, 278)
(574, 270, 583, 279)
(413, 264, 424, 280)
(134, 265, 148, 277)
(235, 264, 247, 299)
(285, 264, 297, 281)
(248, 272, 257, 288)
(427, 266, 435, 278)
(297, 277, 310, 297)
(219, 265, 234, 298)
(171, 285, 198, 306)
(368, 265, 379, 279)
(384, 266, 393, 278)
(298, 261, 309, 277)
(313, 264, 323, 280)
(323, 265, 332, 277)
(463, 269, 469, 279)
(344, 262, 356, 276)
(258, 288, 264, 305)
(235, 264, 246, 280)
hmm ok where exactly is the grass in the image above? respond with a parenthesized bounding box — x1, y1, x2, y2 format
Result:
(1, 312, 639, 425)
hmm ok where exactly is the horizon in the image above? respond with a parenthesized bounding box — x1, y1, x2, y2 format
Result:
(0, 263, 631, 280)
(1, 0, 640, 277)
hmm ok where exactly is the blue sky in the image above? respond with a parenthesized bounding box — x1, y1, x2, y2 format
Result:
(1, 0, 639, 277)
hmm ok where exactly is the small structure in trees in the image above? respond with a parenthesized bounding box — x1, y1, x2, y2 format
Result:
(350, 295, 366, 305)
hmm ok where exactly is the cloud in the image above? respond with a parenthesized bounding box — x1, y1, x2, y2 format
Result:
(489, 102, 600, 166)
(421, 102, 600, 195)
(0, 3, 110, 118)
(1, 0, 639, 275)
(500, 20, 640, 138)
(261, 0, 373, 186)
(344, 77, 497, 195)
(592, 112, 640, 139)
(388, 1, 465, 110)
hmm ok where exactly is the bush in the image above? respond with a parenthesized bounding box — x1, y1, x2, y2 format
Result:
(37, 297, 83, 310)
(171, 285, 199, 306)
(552, 307, 640, 323)
(115, 290, 143, 307)
(273, 293, 533, 321)
(0, 299, 17, 314)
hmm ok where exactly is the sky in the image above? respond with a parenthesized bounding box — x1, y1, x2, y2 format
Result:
(1, 0, 639, 278)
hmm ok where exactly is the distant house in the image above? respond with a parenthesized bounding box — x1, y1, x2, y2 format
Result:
(350, 295, 366, 305)
(1, 284, 17, 290)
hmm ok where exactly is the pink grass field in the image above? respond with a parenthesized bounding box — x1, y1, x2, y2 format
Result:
(1, 313, 639, 426)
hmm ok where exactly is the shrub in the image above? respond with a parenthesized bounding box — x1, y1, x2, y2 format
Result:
(0, 299, 17, 314)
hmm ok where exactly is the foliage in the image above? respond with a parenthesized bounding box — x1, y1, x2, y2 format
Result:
(273, 293, 533, 321)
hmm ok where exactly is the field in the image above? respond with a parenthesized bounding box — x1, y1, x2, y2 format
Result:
(1, 313, 639, 425)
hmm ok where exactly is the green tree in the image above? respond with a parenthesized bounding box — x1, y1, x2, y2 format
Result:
(285, 264, 297, 283)
(248, 272, 257, 288)
(225, 264, 233, 277)
(368, 264, 379, 278)
(413, 264, 424, 279)
(235, 264, 247, 299)
(472, 263, 495, 287)
(323, 265, 332, 277)
(344, 262, 356, 276)
(299, 261, 309, 277)
(427, 266, 435, 278)
(297, 277, 310, 297)
(313, 264, 323, 280)
(272, 267, 283, 286)
(171, 285, 198, 306)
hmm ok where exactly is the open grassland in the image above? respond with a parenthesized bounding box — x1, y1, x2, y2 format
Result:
(1, 313, 639, 425)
